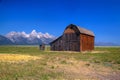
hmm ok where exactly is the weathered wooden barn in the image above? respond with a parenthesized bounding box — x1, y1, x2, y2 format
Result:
(50, 24, 95, 52)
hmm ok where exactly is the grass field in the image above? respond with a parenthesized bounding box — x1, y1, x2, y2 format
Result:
(0, 46, 120, 80)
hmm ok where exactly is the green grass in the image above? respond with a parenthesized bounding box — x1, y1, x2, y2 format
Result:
(0, 46, 120, 80)
(75, 47, 120, 67)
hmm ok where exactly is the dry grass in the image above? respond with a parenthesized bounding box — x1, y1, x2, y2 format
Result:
(45, 56, 116, 80)
(48, 50, 109, 54)
(0, 46, 120, 80)
(0, 54, 40, 63)
(47, 51, 80, 53)
(81, 50, 109, 54)
(90, 50, 109, 53)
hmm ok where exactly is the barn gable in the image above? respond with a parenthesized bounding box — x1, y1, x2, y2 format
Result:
(64, 24, 94, 36)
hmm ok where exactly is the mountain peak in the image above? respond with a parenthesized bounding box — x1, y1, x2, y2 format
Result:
(5, 30, 56, 45)
(31, 30, 37, 35)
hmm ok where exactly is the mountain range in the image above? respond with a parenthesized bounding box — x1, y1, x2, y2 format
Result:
(95, 42, 120, 46)
(0, 30, 119, 46)
(0, 30, 56, 45)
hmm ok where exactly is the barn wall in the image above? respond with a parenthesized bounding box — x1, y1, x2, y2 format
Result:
(62, 33, 80, 51)
(51, 27, 80, 51)
(80, 34, 94, 51)
(63, 27, 80, 51)
(50, 37, 63, 51)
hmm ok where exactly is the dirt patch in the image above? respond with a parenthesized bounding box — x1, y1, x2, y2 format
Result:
(91, 51, 109, 53)
(0, 54, 40, 63)
(48, 50, 109, 54)
(46, 56, 120, 80)
(47, 51, 80, 53)
(82, 50, 109, 54)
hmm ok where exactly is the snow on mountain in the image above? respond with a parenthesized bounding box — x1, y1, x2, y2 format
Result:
(5, 30, 56, 45)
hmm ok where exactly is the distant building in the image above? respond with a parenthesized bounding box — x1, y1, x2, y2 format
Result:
(50, 24, 95, 52)
(39, 44, 45, 50)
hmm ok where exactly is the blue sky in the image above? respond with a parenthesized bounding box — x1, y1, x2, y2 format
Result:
(0, 0, 120, 44)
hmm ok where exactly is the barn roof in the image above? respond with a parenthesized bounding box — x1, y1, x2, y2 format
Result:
(77, 26, 94, 36)
(66, 24, 95, 36)
(50, 36, 62, 44)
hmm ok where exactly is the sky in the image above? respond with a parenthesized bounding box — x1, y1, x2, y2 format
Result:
(0, 0, 120, 44)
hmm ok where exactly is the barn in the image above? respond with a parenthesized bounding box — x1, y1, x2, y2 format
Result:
(50, 24, 95, 52)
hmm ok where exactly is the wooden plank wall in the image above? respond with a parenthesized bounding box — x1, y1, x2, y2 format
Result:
(80, 34, 94, 51)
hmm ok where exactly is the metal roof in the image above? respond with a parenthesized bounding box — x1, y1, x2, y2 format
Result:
(77, 26, 94, 36)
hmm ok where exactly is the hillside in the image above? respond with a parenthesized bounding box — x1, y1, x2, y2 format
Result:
(0, 35, 13, 45)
